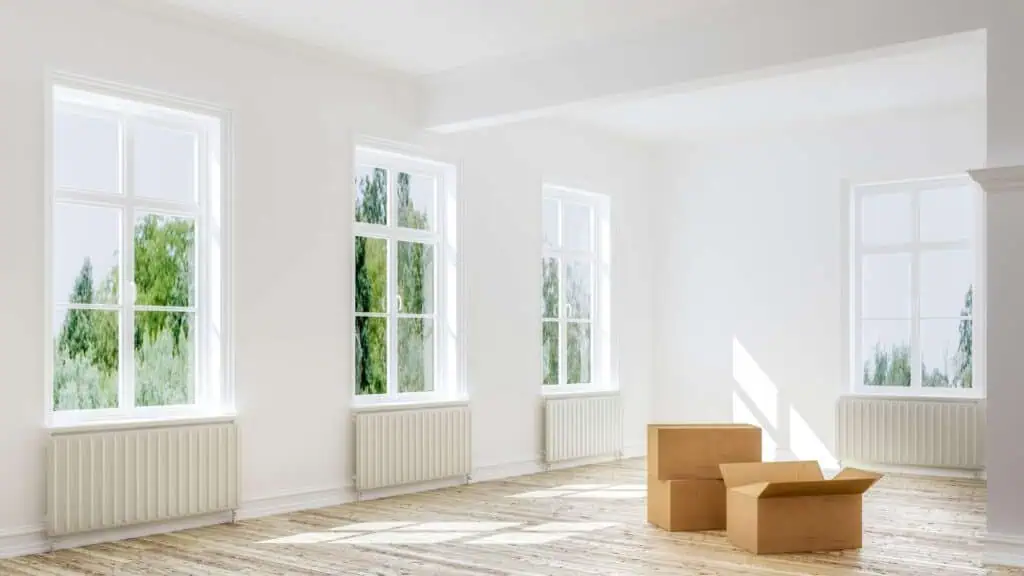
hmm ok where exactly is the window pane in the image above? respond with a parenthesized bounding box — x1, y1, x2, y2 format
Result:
(54, 204, 121, 305)
(861, 320, 911, 387)
(355, 166, 387, 225)
(398, 318, 434, 393)
(54, 110, 119, 194)
(542, 321, 559, 386)
(921, 318, 973, 389)
(354, 236, 387, 313)
(543, 198, 559, 249)
(397, 172, 435, 231)
(52, 308, 119, 411)
(563, 203, 592, 252)
(135, 311, 194, 407)
(920, 185, 974, 243)
(355, 316, 387, 395)
(133, 122, 197, 204)
(920, 250, 973, 318)
(398, 241, 434, 314)
(861, 254, 910, 319)
(542, 257, 559, 318)
(861, 192, 912, 245)
(567, 322, 592, 385)
(134, 214, 195, 307)
(566, 261, 592, 319)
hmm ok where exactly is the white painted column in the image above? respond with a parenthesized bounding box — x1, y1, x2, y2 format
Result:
(972, 2, 1024, 566)
(970, 167, 1024, 565)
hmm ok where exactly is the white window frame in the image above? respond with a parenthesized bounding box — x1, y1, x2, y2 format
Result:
(44, 75, 233, 427)
(541, 185, 613, 394)
(351, 145, 461, 406)
(848, 174, 985, 399)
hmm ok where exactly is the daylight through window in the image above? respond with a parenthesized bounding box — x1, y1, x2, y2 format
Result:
(851, 175, 982, 397)
(49, 82, 229, 423)
(353, 147, 458, 403)
(542, 186, 611, 390)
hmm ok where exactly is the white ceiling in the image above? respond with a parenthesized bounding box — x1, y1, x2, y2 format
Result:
(153, 0, 696, 75)
(560, 32, 987, 142)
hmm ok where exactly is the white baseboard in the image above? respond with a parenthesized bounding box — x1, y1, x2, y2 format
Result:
(622, 444, 644, 459)
(0, 511, 241, 559)
(985, 532, 1024, 568)
(0, 526, 48, 559)
(50, 511, 234, 552)
(472, 460, 545, 483)
(355, 476, 468, 501)
(840, 460, 985, 480)
(237, 487, 351, 520)
(546, 453, 623, 471)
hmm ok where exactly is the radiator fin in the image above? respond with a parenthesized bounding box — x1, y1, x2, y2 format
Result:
(354, 406, 471, 492)
(836, 397, 985, 470)
(544, 394, 623, 464)
(47, 422, 239, 537)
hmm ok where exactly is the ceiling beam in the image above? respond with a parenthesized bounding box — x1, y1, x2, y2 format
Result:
(422, 0, 989, 133)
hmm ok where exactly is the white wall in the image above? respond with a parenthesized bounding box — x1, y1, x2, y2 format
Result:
(0, 0, 655, 541)
(652, 102, 986, 464)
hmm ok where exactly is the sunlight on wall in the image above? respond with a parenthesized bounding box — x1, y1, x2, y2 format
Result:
(732, 391, 777, 460)
(731, 336, 837, 468)
(789, 406, 838, 469)
(732, 338, 778, 428)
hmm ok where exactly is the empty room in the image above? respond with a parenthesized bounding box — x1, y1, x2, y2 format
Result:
(2, 0, 1024, 574)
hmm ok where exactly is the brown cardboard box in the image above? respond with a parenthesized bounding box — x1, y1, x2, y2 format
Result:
(647, 424, 762, 480)
(646, 424, 762, 532)
(719, 461, 882, 554)
(647, 478, 726, 531)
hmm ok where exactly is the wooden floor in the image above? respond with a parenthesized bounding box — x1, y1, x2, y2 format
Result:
(3, 458, 1021, 575)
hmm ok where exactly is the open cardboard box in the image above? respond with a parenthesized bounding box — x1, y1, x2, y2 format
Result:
(719, 461, 882, 554)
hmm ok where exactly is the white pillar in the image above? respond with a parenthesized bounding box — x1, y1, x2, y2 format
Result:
(972, 2, 1024, 565)
(970, 166, 1024, 565)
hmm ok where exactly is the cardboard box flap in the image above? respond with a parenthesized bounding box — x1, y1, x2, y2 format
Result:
(833, 467, 883, 482)
(720, 461, 823, 488)
(757, 478, 878, 498)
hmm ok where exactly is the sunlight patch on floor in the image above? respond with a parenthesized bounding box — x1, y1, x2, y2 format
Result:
(507, 484, 646, 499)
(258, 520, 621, 546)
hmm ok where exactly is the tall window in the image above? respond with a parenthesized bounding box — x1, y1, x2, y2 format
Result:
(542, 186, 611, 391)
(48, 81, 229, 424)
(851, 175, 982, 397)
(353, 147, 458, 403)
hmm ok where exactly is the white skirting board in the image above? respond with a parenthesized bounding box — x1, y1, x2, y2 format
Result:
(985, 532, 1024, 568)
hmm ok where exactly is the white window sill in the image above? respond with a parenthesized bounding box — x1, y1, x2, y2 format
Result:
(542, 386, 619, 399)
(48, 411, 237, 435)
(842, 391, 985, 403)
(351, 397, 469, 413)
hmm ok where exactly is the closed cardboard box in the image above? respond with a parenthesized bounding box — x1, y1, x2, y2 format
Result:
(647, 478, 725, 531)
(719, 461, 882, 554)
(647, 424, 762, 480)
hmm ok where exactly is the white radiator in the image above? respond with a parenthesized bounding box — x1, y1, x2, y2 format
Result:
(544, 393, 623, 464)
(836, 396, 985, 470)
(353, 405, 471, 492)
(46, 422, 239, 537)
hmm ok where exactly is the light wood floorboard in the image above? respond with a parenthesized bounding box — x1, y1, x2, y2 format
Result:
(4, 458, 1022, 575)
